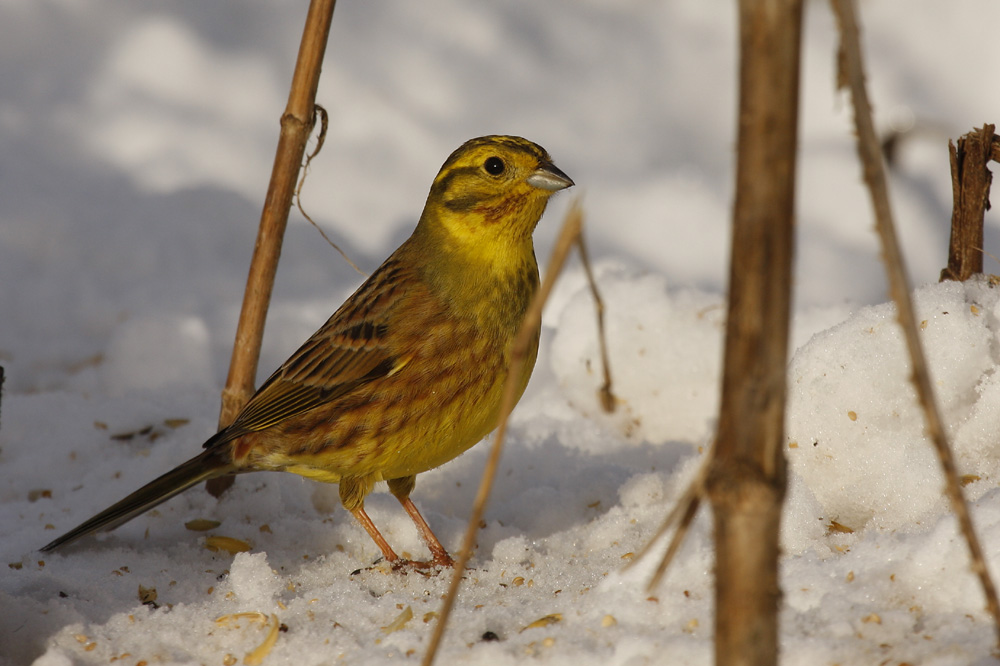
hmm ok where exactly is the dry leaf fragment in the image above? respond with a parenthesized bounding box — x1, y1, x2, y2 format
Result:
(28, 489, 53, 502)
(827, 520, 854, 534)
(381, 605, 413, 634)
(215, 612, 280, 664)
(111, 429, 141, 441)
(205, 536, 251, 554)
(244, 614, 280, 665)
(137, 585, 158, 607)
(216, 612, 269, 627)
(520, 613, 562, 633)
(111, 424, 160, 442)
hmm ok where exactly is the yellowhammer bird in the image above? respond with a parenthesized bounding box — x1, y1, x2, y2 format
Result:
(41, 135, 573, 567)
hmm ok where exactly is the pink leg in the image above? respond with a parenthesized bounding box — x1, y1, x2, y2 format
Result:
(350, 506, 400, 563)
(397, 496, 455, 567)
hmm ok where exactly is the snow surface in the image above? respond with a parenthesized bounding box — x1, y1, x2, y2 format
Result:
(3, 1, 1000, 664)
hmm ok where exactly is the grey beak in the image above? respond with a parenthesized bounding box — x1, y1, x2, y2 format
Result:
(527, 162, 575, 191)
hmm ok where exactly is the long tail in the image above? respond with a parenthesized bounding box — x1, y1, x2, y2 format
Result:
(40, 448, 237, 552)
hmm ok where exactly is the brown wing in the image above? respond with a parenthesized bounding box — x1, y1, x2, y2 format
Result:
(207, 254, 416, 447)
(230, 330, 397, 433)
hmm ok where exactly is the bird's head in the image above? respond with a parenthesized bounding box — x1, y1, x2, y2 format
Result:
(419, 135, 574, 248)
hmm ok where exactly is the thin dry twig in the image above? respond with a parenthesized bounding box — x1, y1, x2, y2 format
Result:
(831, 0, 1000, 644)
(294, 105, 365, 276)
(422, 200, 599, 666)
(574, 233, 616, 413)
(624, 452, 711, 591)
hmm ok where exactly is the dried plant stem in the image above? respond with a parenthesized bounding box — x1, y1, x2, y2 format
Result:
(208, 0, 337, 496)
(941, 124, 996, 282)
(831, 0, 1000, 644)
(633, 8, 801, 666)
(422, 201, 591, 666)
(574, 233, 616, 412)
(703, 1, 802, 664)
(627, 455, 709, 591)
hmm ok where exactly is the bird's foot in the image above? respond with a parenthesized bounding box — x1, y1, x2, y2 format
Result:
(351, 555, 455, 576)
(389, 555, 454, 573)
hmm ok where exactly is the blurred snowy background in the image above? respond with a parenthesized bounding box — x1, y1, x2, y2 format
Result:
(2, 1, 1000, 664)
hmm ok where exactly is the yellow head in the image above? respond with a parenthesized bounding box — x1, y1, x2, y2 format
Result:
(418, 135, 574, 250)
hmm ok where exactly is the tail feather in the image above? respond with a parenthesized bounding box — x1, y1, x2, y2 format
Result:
(40, 448, 236, 552)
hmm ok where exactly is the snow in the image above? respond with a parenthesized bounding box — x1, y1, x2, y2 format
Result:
(3, 1, 1000, 664)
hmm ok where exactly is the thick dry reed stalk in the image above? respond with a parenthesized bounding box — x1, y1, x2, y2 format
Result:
(209, 0, 337, 496)
(704, 1, 802, 664)
(940, 124, 996, 282)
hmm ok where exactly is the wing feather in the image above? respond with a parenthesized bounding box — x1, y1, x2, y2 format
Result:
(207, 255, 419, 444)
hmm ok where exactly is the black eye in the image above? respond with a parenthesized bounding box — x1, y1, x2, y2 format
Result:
(483, 156, 505, 176)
